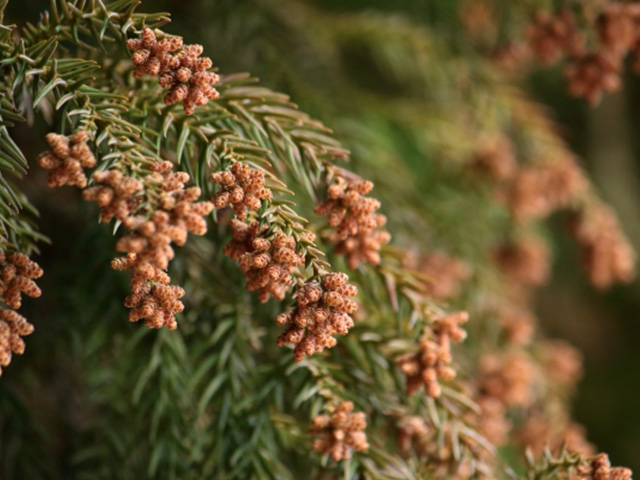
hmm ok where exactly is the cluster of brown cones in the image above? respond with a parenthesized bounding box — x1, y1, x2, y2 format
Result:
(495, 235, 550, 288)
(310, 402, 369, 461)
(37, 132, 96, 188)
(471, 135, 517, 182)
(502, 160, 586, 222)
(211, 163, 272, 221)
(224, 220, 303, 303)
(527, 3, 640, 105)
(0, 252, 42, 376)
(477, 351, 536, 408)
(127, 28, 220, 114)
(395, 312, 468, 398)
(573, 453, 632, 480)
(106, 161, 213, 329)
(568, 205, 636, 289)
(276, 272, 358, 361)
(38, 132, 214, 330)
(316, 177, 390, 269)
(527, 9, 584, 65)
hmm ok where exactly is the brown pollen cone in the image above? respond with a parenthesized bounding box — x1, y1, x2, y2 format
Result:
(568, 205, 636, 289)
(310, 402, 369, 461)
(495, 235, 550, 288)
(316, 177, 390, 269)
(477, 351, 536, 408)
(502, 159, 586, 222)
(565, 52, 622, 106)
(224, 220, 303, 303)
(37, 131, 96, 188)
(127, 28, 220, 115)
(211, 162, 272, 220)
(276, 272, 358, 361)
(105, 161, 213, 329)
(0, 252, 42, 375)
(471, 135, 517, 182)
(527, 9, 584, 65)
(395, 312, 468, 398)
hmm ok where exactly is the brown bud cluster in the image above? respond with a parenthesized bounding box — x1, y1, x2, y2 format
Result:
(395, 312, 469, 398)
(538, 340, 583, 387)
(499, 308, 536, 346)
(224, 220, 303, 303)
(565, 52, 622, 106)
(502, 159, 586, 222)
(495, 235, 550, 287)
(471, 135, 517, 182)
(597, 4, 640, 57)
(107, 161, 213, 329)
(572, 453, 632, 480)
(458, 0, 496, 42)
(83, 170, 143, 223)
(418, 251, 472, 300)
(396, 413, 492, 476)
(310, 402, 369, 461)
(528, 4, 640, 105)
(516, 414, 594, 458)
(397, 416, 430, 456)
(211, 163, 272, 220)
(527, 9, 584, 65)
(0, 252, 42, 375)
(35, 133, 208, 337)
(478, 351, 536, 408)
(568, 206, 636, 289)
(316, 177, 390, 269)
(276, 272, 358, 361)
(0, 308, 34, 376)
(473, 396, 510, 447)
(127, 28, 220, 115)
(0, 253, 42, 310)
(37, 132, 96, 188)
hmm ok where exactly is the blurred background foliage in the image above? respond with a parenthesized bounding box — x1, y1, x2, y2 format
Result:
(2, 0, 640, 476)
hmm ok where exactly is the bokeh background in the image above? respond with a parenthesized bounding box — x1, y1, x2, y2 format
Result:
(3, 0, 640, 475)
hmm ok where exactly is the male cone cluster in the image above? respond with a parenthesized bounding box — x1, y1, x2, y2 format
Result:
(316, 177, 390, 269)
(395, 311, 468, 398)
(38, 132, 214, 330)
(527, 9, 584, 65)
(107, 161, 214, 329)
(224, 220, 303, 303)
(310, 402, 369, 461)
(127, 28, 219, 114)
(211, 162, 272, 221)
(37, 132, 96, 188)
(527, 3, 640, 105)
(574, 453, 632, 480)
(503, 160, 586, 222)
(276, 272, 358, 361)
(495, 235, 550, 288)
(0, 252, 42, 375)
(569, 205, 636, 290)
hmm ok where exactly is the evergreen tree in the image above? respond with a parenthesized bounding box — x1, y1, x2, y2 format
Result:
(0, 0, 638, 478)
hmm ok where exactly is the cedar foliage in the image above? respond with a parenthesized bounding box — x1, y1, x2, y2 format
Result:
(0, 0, 638, 479)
